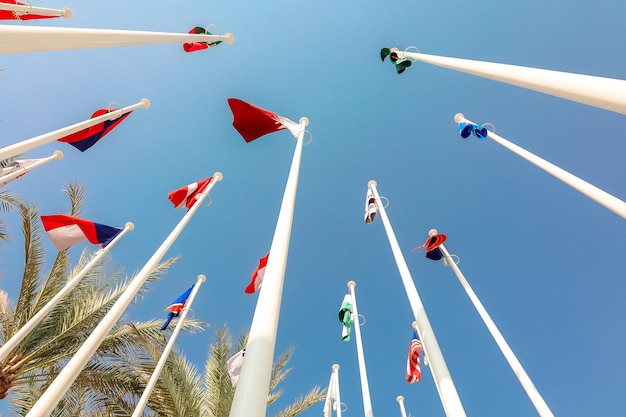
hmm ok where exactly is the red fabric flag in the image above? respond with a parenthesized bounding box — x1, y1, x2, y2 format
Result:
(227, 98, 301, 142)
(245, 252, 269, 294)
(183, 26, 222, 52)
(406, 330, 423, 383)
(0, 0, 59, 20)
(168, 178, 213, 210)
(57, 108, 132, 152)
(41, 215, 122, 251)
(411, 233, 447, 261)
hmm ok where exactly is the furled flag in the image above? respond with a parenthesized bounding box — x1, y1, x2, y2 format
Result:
(323, 371, 338, 417)
(41, 215, 122, 251)
(0, 0, 60, 20)
(227, 98, 302, 142)
(161, 284, 195, 331)
(0, 158, 40, 186)
(226, 348, 246, 386)
(245, 252, 269, 294)
(364, 189, 377, 224)
(338, 293, 353, 341)
(380, 47, 412, 74)
(168, 178, 213, 210)
(411, 233, 447, 261)
(57, 108, 132, 152)
(183, 26, 222, 52)
(406, 330, 423, 383)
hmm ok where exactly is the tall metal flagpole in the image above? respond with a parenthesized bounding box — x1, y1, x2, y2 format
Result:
(347, 281, 374, 417)
(430, 229, 555, 417)
(131, 275, 206, 417)
(0, 99, 150, 161)
(229, 117, 309, 417)
(0, 25, 234, 54)
(332, 364, 342, 417)
(396, 396, 408, 417)
(0, 222, 133, 364)
(0, 150, 63, 186)
(0, 3, 71, 19)
(454, 113, 626, 220)
(26, 172, 222, 417)
(367, 180, 466, 417)
(390, 48, 626, 115)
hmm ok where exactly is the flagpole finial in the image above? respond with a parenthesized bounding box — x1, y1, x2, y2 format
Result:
(62, 8, 72, 18)
(299, 117, 309, 126)
(412, 320, 418, 330)
(367, 180, 377, 188)
(197, 274, 206, 283)
(332, 364, 340, 371)
(224, 33, 235, 44)
(125, 222, 135, 231)
(396, 396, 404, 402)
(347, 280, 356, 289)
(213, 172, 223, 181)
(429, 228, 438, 236)
(140, 98, 151, 109)
(53, 150, 64, 160)
(454, 113, 465, 123)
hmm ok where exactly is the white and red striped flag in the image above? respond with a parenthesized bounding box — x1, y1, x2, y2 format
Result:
(227, 98, 302, 142)
(168, 178, 213, 210)
(245, 252, 269, 294)
(406, 330, 423, 383)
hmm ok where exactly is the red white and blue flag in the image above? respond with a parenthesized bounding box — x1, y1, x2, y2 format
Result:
(57, 108, 132, 152)
(412, 233, 447, 261)
(168, 178, 213, 210)
(406, 330, 423, 383)
(227, 98, 301, 143)
(41, 215, 122, 251)
(161, 284, 195, 330)
(245, 252, 269, 294)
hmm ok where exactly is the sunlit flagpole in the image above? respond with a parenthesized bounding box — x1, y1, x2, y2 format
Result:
(347, 281, 374, 417)
(324, 364, 342, 417)
(0, 25, 234, 54)
(0, 3, 71, 19)
(454, 113, 626, 220)
(131, 274, 206, 417)
(430, 229, 555, 417)
(0, 99, 149, 161)
(229, 117, 309, 417)
(388, 48, 626, 115)
(0, 222, 133, 364)
(332, 364, 342, 417)
(367, 180, 466, 417)
(26, 172, 222, 417)
(0, 150, 63, 186)
(396, 396, 408, 417)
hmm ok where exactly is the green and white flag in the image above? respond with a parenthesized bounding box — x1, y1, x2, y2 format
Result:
(338, 293, 353, 341)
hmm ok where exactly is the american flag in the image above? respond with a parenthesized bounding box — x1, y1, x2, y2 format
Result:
(406, 330, 423, 383)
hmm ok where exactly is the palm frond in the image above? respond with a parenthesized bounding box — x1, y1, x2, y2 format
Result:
(272, 385, 326, 417)
(267, 346, 294, 405)
(204, 325, 236, 417)
(0, 290, 14, 344)
(0, 189, 19, 245)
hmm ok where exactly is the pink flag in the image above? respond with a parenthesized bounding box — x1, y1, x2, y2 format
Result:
(168, 178, 212, 210)
(227, 98, 301, 142)
(41, 215, 122, 251)
(245, 252, 269, 294)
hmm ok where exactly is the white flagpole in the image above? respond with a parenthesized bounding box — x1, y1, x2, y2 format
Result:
(431, 229, 555, 417)
(347, 281, 374, 417)
(0, 150, 63, 187)
(131, 274, 206, 417)
(396, 396, 408, 417)
(0, 99, 150, 161)
(0, 25, 234, 54)
(0, 222, 133, 363)
(229, 117, 309, 417)
(26, 172, 222, 417)
(332, 364, 342, 417)
(0, 3, 71, 19)
(454, 113, 626, 220)
(391, 48, 626, 115)
(367, 180, 466, 417)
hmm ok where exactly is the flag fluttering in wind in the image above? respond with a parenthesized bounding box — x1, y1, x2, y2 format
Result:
(168, 178, 213, 210)
(0, 0, 67, 20)
(57, 108, 132, 152)
(161, 285, 194, 331)
(380, 47, 412, 74)
(338, 293, 353, 341)
(412, 233, 447, 261)
(245, 252, 269, 294)
(363, 189, 377, 224)
(183, 26, 222, 52)
(227, 98, 302, 142)
(227, 348, 246, 386)
(406, 330, 423, 383)
(41, 215, 122, 251)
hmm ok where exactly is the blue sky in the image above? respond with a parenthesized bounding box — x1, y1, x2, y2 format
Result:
(1, 0, 626, 416)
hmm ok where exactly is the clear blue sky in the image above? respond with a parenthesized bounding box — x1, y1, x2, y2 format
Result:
(1, 0, 626, 416)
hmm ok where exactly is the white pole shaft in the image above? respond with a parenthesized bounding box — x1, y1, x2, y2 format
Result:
(26, 173, 222, 417)
(396, 396, 407, 417)
(332, 364, 342, 417)
(0, 99, 149, 161)
(0, 150, 62, 187)
(396, 49, 626, 115)
(434, 232, 554, 417)
(0, 4, 70, 18)
(228, 118, 308, 417)
(368, 181, 466, 417)
(0, 25, 234, 54)
(131, 275, 206, 417)
(0, 222, 133, 364)
(347, 282, 374, 417)
(456, 114, 626, 219)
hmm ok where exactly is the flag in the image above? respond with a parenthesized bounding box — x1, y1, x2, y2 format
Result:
(227, 98, 302, 142)
(245, 252, 269, 294)
(411, 233, 447, 261)
(183, 26, 222, 52)
(161, 284, 195, 330)
(364, 189, 377, 224)
(57, 108, 132, 152)
(0, 0, 59, 20)
(0, 158, 40, 186)
(338, 293, 353, 341)
(323, 372, 337, 417)
(41, 215, 122, 251)
(406, 330, 423, 383)
(226, 348, 246, 386)
(168, 178, 213, 210)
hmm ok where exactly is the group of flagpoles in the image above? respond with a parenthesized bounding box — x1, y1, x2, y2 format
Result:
(367, 180, 466, 417)
(347, 281, 374, 417)
(26, 172, 222, 417)
(0, 3, 71, 19)
(454, 113, 626, 220)
(0, 25, 234, 54)
(431, 229, 554, 417)
(391, 48, 626, 115)
(0, 99, 150, 162)
(228, 117, 309, 417)
(396, 396, 408, 417)
(0, 150, 63, 186)
(131, 274, 206, 417)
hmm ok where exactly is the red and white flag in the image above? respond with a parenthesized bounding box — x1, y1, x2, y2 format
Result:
(41, 215, 122, 251)
(0, 158, 41, 186)
(227, 98, 301, 142)
(406, 330, 423, 383)
(245, 252, 269, 294)
(168, 178, 212, 210)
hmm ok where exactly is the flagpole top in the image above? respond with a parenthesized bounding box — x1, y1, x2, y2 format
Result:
(454, 113, 465, 124)
(197, 274, 206, 283)
(367, 180, 377, 188)
(140, 98, 151, 109)
(412, 320, 418, 330)
(213, 172, 223, 181)
(347, 280, 356, 288)
(62, 8, 72, 18)
(125, 222, 135, 231)
(396, 395, 404, 402)
(224, 33, 235, 44)
(53, 150, 64, 160)
(299, 117, 309, 126)
(332, 364, 340, 371)
(429, 228, 438, 236)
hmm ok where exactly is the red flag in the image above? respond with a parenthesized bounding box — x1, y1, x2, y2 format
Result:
(245, 252, 269, 294)
(183, 26, 222, 52)
(406, 330, 423, 383)
(411, 233, 447, 261)
(57, 108, 132, 152)
(41, 215, 122, 251)
(0, 0, 59, 20)
(227, 98, 301, 142)
(168, 178, 213, 210)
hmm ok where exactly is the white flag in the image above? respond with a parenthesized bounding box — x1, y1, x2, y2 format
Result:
(363, 189, 377, 224)
(323, 371, 337, 417)
(227, 348, 246, 386)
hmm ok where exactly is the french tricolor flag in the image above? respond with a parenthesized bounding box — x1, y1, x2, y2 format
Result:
(227, 98, 302, 143)
(41, 214, 122, 251)
(57, 108, 132, 152)
(168, 178, 213, 210)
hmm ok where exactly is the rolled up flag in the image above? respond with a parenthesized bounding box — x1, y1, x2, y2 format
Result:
(161, 284, 195, 331)
(168, 178, 213, 210)
(183, 26, 222, 52)
(41, 215, 122, 251)
(338, 293, 353, 341)
(364, 189, 377, 224)
(245, 252, 269, 294)
(227, 98, 302, 142)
